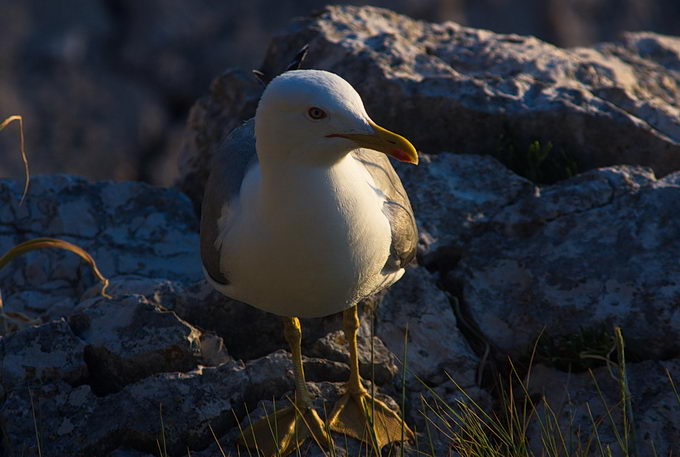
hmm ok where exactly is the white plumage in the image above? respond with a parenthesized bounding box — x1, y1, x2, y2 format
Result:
(199, 69, 419, 455)
(201, 70, 416, 318)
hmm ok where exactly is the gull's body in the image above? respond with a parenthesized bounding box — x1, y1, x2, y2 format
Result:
(204, 123, 406, 317)
(200, 69, 418, 456)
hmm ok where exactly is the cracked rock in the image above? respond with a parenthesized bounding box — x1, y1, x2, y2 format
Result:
(454, 166, 680, 360)
(309, 329, 398, 386)
(178, 5, 680, 208)
(0, 360, 248, 457)
(0, 319, 88, 394)
(0, 175, 201, 314)
(526, 360, 680, 456)
(378, 266, 479, 391)
(68, 294, 229, 394)
(396, 152, 536, 253)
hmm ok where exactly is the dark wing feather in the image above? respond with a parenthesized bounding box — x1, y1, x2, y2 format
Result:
(351, 149, 418, 271)
(200, 119, 258, 284)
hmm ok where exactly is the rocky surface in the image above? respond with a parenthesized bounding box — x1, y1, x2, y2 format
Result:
(454, 165, 680, 361)
(178, 5, 680, 206)
(2, 5, 680, 457)
(2, 1, 679, 185)
(527, 360, 680, 456)
(0, 175, 202, 322)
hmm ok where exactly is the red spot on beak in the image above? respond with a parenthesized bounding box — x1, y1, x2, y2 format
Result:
(391, 149, 409, 161)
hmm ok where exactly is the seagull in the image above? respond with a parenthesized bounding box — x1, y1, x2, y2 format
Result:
(200, 69, 418, 456)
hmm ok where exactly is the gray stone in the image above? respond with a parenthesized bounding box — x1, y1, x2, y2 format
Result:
(309, 329, 398, 386)
(455, 166, 680, 360)
(396, 152, 535, 253)
(107, 448, 155, 457)
(1, 349, 339, 456)
(155, 279, 344, 361)
(68, 294, 229, 394)
(0, 319, 88, 394)
(178, 5, 680, 207)
(1, 382, 101, 457)
(526, 360, 680, 457)
(178, 69, 263, 207)
(378, 266, 479, 391)
(0, 175, 202, 317)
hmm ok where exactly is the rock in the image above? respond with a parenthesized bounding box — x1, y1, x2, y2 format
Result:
(526, 360, 680, 456)
(309, 329, 398, 386)
(178, 69, 263, 208)
(1, 382, 102, 457)
(1, 348, 341, 457)
(377, 266, 479, 391)
(396, 152, 535, 253)
(178, 5, 680, 207)
(0, 175, 202, 319)
(107, 448, 155, 457)
(0, 319, 88, 394)
(143, 279, 344, 361)
(454, 166, 680, 360)
(68, 294, 229, 395)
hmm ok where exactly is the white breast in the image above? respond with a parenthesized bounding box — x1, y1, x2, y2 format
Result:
(213, 154, 399, 318)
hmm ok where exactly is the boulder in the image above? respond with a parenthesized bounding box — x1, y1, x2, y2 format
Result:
(395, 152, 536, 252)
(378, 266, 479, 391)
(454, 166, 680, 360)
(178, 5, 680, 207)
(526, 360, 680, 456)
(0, 175, 202, 321)
(68, 294, 230, 394)
(0, 360, 249, 457)
(0, 319, 88, 394)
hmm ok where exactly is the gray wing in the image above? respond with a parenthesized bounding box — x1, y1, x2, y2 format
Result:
(351, 149, 418, 271)
(200, 119, 258, 285)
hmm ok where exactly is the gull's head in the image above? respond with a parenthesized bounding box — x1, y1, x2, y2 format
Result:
(254, 69, 418, 166)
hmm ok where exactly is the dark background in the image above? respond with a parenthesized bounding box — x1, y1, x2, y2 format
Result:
(1, 0, 678, 185)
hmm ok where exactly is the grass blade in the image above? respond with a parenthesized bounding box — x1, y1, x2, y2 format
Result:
(0, 237, 110, 298)
(0, 115, 30, 204)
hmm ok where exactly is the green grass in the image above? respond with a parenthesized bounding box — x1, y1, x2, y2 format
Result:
(531, 324, 617, 372)
(230, 326, 677, 457)
(494, 128, 579, 184)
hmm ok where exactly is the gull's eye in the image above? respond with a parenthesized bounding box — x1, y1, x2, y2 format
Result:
(307, 107, 327, 120)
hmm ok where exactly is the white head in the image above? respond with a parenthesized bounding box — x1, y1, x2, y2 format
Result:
(254, 70, 417, 167)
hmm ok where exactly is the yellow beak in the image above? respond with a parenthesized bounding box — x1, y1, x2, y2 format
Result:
(327, 120, 418, 165)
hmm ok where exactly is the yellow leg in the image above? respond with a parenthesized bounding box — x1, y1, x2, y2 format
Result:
(238, 317, 331, 457)
(327, 306, 415, 450)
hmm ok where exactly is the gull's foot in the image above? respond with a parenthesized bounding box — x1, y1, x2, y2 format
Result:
(327, 387, 415, 450)
(238, 404, 331, 457)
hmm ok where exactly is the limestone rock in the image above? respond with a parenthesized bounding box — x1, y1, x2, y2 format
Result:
(1, 349, 332, 456)
(0, 175, 202, 320)
(526, 360, 680, 456)
(378, 266, 479, 391)
(309, 329, 398, 386)
(455, 166, 680, 360)
(0, 319, 88, 394)
(68, 294, 229, 394)
(178, 5, 680, 206)
(396, 152, 535, 252)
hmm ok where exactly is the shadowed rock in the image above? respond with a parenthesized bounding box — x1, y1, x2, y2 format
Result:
(452, 166, 680, 360)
